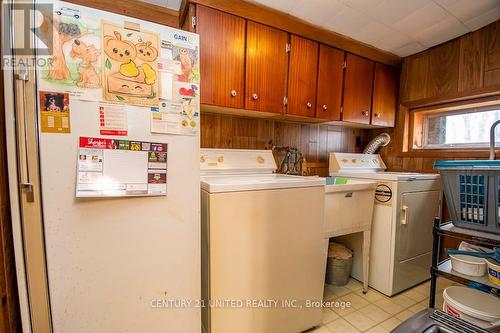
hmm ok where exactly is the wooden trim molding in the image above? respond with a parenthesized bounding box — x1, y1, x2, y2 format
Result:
(396, 149, 500, 159)
(66, 0, 180, 27)
(395, 95, 500, 159)
(201, 104, 389, 128)
(182, 0, 401, 67)
(402, 84, 500, 109)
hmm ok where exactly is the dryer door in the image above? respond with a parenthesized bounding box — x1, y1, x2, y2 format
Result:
(396, 190, 441, 261)
(393, 189, 441, 294)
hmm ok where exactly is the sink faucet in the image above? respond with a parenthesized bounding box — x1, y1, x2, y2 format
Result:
(490, 119, 500, 160)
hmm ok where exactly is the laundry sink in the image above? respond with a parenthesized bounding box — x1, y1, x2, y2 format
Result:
(325, 178, 377, 193)
(324, 179, 377, 238)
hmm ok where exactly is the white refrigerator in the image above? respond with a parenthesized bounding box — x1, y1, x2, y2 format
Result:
(3, 1, 200, 332)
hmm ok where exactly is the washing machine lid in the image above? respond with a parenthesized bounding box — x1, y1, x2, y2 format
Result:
(329, 152, 439, 181)
(200, 148, 277, 175)
(200, 174, 325, 193)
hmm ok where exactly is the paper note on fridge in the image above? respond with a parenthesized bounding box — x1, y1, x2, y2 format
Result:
(98, 103, 128, 136)
(150, 100, 199, 135)
(157, 58, 182, 75)
(76, 137, 167, 197)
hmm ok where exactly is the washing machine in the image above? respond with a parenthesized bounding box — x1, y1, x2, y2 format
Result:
(200, 149, 327, 333)
(329, 152, 442, 296)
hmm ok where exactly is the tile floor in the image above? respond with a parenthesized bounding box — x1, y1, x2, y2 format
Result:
(308, 277, 458, 333)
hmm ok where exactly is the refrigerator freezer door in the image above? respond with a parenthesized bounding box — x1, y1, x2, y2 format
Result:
(6, 2, 201, 332)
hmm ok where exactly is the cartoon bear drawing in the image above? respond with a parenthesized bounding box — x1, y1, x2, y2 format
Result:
(135, 41, 158, 85)
(135, 41, 158, 62)
(103, 31, 139, 77)
(70, 39, 101, 88)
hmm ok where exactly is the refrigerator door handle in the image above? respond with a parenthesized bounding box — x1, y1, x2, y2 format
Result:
(21, 183, 34, 203)
(14, 63, 34, 203)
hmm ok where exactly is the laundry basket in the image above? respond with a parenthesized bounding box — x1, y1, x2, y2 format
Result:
(434, 160, 500, 235)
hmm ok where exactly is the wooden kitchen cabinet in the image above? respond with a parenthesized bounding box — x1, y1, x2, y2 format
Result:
(189, 4, 400, 127)
(245, 21, 289, 114)
(371, 63, 398, 127)
(287, 35, 319, 118)
(342, 53, 374, 124)
(197, 5, 246, 108)
(315, 45, 344, 120)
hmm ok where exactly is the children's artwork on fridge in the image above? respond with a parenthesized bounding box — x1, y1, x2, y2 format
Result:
(101, 21, 160, 107)
(38, 3, 102, 101)
(172, 44, 199, 84)
(157, 37, 199, 100)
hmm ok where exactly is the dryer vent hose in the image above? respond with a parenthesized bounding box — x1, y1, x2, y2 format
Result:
(363, 133, 391, 154)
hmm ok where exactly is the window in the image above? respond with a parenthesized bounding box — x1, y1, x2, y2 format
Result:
(411, 101, 500, 150)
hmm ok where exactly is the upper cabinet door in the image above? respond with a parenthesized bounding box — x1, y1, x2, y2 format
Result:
(287, 35, 319, 118)
(372, 63, 398, 127)
(245, 22, 289, 114)
(315, 45, 344, 120)
(343, 53, 374, 124)
(197, 6, 245, 108)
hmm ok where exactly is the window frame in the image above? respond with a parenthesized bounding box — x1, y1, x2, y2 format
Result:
(421, 106, 500, 149)
(408, 97, 500, 153)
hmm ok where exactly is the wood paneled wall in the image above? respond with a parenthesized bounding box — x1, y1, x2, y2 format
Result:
(400, 20, 500, 105)
(369, 19, 500, 173)
(201, 112, 367, 176)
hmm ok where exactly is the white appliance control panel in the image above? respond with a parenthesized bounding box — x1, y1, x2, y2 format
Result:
(200, 148, 277, 174)
(329, 153, 387, 173)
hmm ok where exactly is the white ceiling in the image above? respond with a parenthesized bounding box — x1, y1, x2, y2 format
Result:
(140, 0, 182, 11)
(142, 0, 500, 57)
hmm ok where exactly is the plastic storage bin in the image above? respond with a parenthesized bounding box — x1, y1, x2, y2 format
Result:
(434, 160, 500, 235)
(486, 258, 500, 286)
(442, 286, 500, 330)
(449, 254, 487, 277)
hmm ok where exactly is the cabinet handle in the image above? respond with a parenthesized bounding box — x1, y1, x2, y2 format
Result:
(401, 205, 409, 225)
(252, 93, 259, 100)
(230, 90, 237, 97)
(306, 102, 312, 108)
(374, 113, 381, 118)
(362, 111, 369, 117)
(322, 104, 328, 111)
